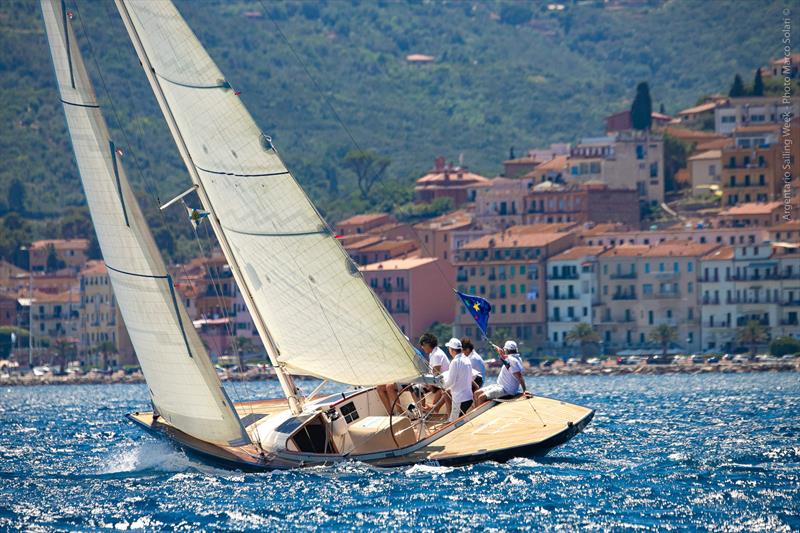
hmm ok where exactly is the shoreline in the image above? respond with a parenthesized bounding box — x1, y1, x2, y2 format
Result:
(2, 360, 797, 387)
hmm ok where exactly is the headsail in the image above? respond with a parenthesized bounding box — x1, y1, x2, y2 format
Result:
(41, 0, 249, 445)
(116, 0, 427, 386)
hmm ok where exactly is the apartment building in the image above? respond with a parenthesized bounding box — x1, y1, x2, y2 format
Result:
(453, 225, 575, 353)
(473, 177, 531, 229)
(687, 149, 722, 191)
(29, 239, 90, 273)
(361, 257, 454, 339)
(721, 124, 785, 206)
(578, 223, 769, 249)
(545, 246, 603, 352)
(570, 130, 664, 204)
(595, 242, 718, 354)
(714, 96, 798, 135)
(413, 209, 475, 265)
(700, 243, 800, 351)
(717, 201, 785, 228)
(523, 182, 640, 226)
(414, 157, 490, 206)
(79, 260, 135, 369)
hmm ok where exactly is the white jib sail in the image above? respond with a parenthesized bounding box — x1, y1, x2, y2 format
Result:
(117, 0, 427, 386)
(41, 0, 249, 446)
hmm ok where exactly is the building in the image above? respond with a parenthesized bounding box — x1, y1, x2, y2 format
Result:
(545, 246, 604, 353)
(342, 235, 419, 266)
(414, 157, 490, 206)
(676, 100, 722, 127)
(473, 177, 532, 229)
(769, 221, 800, 243)
(0, 293, 17, 327)
(714, 96, 798, 135)
(596, 242, 719, 354)
(453, 225, 576, 353)
(29, 239, 90, 273)
(79, 260, 135, 369)
(335, 213, 395, 237)
(605, 110, 672, 133)
(413, 209, 475, 264)
(717, 201, 785, 228)
(502, 156, 541, 179)
(30, 289, 80, 345)
(361, 257, 454, 339)
(687, 149, 722, 191)
(578, 222, 769, 249)
(721, 120, 800, 206)
(523, 182, 640, 226)
(521, 155, 569, 185)
(570, 130, 664, 204)
(700, 243, 800, 351)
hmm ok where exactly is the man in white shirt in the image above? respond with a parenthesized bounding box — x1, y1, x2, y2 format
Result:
(418, 332, 450, 414)
(461, 337, 486, 388)
(474, 340, 530, 407)
(442, 338, 474, 421)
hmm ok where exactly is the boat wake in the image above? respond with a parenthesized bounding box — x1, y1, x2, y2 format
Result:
(100, 440, 198, 475)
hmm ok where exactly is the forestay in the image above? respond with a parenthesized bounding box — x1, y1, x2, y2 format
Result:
(41, 0, 249, 445)
(118, 0, 427, 386)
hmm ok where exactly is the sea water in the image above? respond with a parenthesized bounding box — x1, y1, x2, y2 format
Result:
(1, 373, 798, 531)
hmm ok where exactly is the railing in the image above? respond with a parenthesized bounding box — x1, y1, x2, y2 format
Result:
(704, 322, 731, 328)
(610, 272, 637, 280)
(653, 291, 681, 299)
(612, 292, 637, 300)
(780, 319, 799, 326)
(698, 276, 720, 283)
(702, 296, 721, 305)
(548, 294, 579, 300)
(549, 272, 579, 280)
(549, 316, 579, 322)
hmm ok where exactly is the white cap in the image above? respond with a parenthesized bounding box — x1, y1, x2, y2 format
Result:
(445, 337, 462, 350)
(503, 340, 518, 352)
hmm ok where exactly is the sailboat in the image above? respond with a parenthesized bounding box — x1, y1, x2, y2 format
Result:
(41, 0, 593, 469)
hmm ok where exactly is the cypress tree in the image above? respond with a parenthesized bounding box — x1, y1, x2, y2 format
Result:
(752, 68, 764, 96)
(729, 74, 745, 97)
(631, 82, 653, 130)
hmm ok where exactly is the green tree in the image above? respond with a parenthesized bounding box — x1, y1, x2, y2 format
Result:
(736, 320, 769, 356)
(7, 179, 26, 213)
(663, 133, 691, 192)
(752, 68, 764, 96)
(769, 336, 800, 357)
(729, 74, 746, 97)
(427, 322, 453, 346)
(630, 82, 652, 130)
(343, 149, 390, 199)
(45, 244, 65, 272)
(648, 324, 677, 359)
(565, 322, 600, 362)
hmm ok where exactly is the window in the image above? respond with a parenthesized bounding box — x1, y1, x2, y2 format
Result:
(688, 282, 694, 293)
(643, 284, 653, 295)
(688, 262, 693, 272)
(659, 262, 665, 273)
(650, 162, 658, 178)
(673, 262, 679, 273)
(644, 262, 650, 274)
(636, 145, 645, 159)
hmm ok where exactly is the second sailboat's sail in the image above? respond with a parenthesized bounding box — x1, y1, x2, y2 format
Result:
(41, 0, 249, 445)
(117, 0, 427, 386)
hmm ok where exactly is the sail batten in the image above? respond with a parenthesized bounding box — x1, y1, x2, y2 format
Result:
(118, 0, 427, 386)
(41, 0, 249, 446)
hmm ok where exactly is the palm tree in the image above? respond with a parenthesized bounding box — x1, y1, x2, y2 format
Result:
(736, 321, 769, 358)
(648, 324, 677, 359)
(566, 322, 600, 362)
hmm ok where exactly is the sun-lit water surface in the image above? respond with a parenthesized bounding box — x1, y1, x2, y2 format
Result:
(1, 373, 798, 531)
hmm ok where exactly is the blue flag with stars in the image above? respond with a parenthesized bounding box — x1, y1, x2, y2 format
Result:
(457, 291, 492, 336)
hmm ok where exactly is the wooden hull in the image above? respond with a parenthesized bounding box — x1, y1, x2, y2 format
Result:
(127, 394, 594, 470)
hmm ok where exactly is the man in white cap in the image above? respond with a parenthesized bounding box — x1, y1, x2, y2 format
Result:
(474, 340, 529, 407)
(442, 337, 474, 421)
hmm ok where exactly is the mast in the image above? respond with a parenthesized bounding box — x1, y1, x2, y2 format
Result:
(114, 0, 301, 414)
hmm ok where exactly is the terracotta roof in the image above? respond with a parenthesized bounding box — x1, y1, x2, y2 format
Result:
(677, 101, 719, 116)
(361, 257, 438, 271)
(600, 242, 719, 258)
(675, 168, 690, 183)
(415, 169, 490, 187)
(358, 239, 417, 253)
(462, 225, 570, 250)
(663, 126, 726, 142)
(533, 155, 569, 172)
(694, 138, 733, 151)
(719, 201, 782, 216)
(80, 260, 107, 276)
(651, 112, 672, 121)
(578, 223, 630, 236)
(502, 156, 542, 165)
(31, 290, 80, 304)
(548, 245, 606, 261)
(413, 209, 473, 231)
(702, 246, 734, 261)
(337, 213, 392, 226)
(733, 123, 781, 134)
(30, 238, 89, 251)
(342, 235, 383, 251)
(688, 149, 722, 161)
(768, 220, 800, 232)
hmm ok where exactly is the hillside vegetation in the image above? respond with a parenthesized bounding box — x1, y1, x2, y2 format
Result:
(0, 0, 785, 261)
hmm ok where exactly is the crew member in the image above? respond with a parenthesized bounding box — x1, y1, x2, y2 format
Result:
(474, 340, 530, 407)
(418, 332, 450, 414)
(461, 337, 486, 388)
(442, 338, 473, 421)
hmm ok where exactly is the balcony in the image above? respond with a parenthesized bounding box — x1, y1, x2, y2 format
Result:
(698, 276, 720, 283)
(704, 321, 731, 328)
(781, 319, 799, 326)
(612, 291, 637, 300)
(549, 316, 579, 323)
(781, 299, 800, 306)
(609, 272, 637, 280)
(548, 293, 579, 300)
(653, 291, 681, 299)
(702, 296, 721, 305)
(549, 272, 579, 280)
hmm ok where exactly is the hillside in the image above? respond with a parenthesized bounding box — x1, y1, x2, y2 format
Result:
(0, 0, 786, 261)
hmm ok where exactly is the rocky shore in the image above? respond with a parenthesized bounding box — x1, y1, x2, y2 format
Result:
(1, 359, 798, 387)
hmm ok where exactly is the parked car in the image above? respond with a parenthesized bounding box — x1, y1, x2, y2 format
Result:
(707, 357, 719, 364)
(690, 355, 703, 364)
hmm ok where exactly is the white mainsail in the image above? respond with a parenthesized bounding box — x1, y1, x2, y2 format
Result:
(116, 0, 427, 387)
(41, 0, 249, 445)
